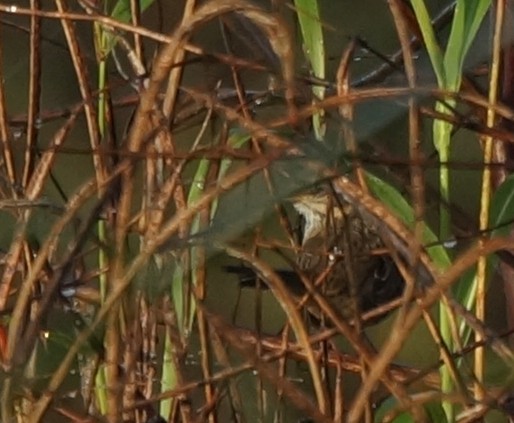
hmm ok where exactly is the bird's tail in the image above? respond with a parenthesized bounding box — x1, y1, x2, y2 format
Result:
(224, 265, 302, 294)
(223, 265, 262, 288)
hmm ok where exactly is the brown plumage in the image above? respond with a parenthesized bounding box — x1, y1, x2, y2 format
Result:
(226, 191, 405, 325)
(292, 192, 404, 323)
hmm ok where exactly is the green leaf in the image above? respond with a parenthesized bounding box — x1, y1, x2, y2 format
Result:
(410, 0, 445, 86)
(444, 0, 491, 89)
(365, 172, 450, 270)
(294, 0, 325, 140)
(110, 0, 154, 23)
(374, 396, 447, 423)
(100, 0, 155, 56)
(467, 171, 514, 341)
(217, 129, 252, 186)
(490, 173, 514, 238)
(294, 0, 325, 86)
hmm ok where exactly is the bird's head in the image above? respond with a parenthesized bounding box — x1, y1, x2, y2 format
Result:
(291, 192, 348, 243)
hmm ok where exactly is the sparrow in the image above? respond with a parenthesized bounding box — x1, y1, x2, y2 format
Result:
(226, 190, 405, 325)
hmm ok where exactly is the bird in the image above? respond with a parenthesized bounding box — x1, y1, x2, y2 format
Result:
(225, 188, 406, 325)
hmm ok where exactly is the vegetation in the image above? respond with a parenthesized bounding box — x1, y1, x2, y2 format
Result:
(0, 0, 513, 422)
